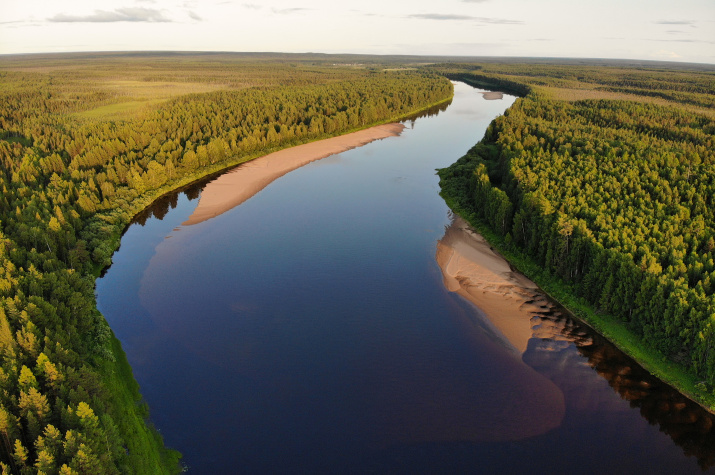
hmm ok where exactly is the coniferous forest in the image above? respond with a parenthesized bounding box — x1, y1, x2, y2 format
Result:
(435, 62, 715, 410)
(0, 53, 452, 474)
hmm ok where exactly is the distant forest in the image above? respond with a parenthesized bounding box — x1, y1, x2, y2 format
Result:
(435, 61, 715, 409)
(0, 53, 452, 474)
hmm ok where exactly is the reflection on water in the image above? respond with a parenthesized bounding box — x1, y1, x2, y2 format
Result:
(402, 98, 452, 129)
(438, 216, 715, 471)
(523, 293, 715, 471)
(133, 176, 206, 226)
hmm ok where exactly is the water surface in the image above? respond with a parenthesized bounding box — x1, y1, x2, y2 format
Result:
(97, 83, 715, 473)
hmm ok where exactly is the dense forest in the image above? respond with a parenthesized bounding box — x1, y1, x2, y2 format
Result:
(0, 53, 453, 474)
(435, 62, 715, 408)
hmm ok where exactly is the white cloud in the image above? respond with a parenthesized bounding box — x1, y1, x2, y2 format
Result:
(48, 7, 171, 23)
(408, 13, 522, 24)
(270, 8, 311, 15)
(654, 20, 695, 26)
(409, 14, 475, 20)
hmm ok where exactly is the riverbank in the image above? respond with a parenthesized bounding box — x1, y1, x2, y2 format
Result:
(436, 216, 537, 354)
(183, 123, 405, 226)
(438, 190, 715, 415)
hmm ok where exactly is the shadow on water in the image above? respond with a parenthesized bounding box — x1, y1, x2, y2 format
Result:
(132, 174, 210, 226)
(523, 293, 715, 471)
(401, 98, 453, 129)
(435, 215, 714, 473)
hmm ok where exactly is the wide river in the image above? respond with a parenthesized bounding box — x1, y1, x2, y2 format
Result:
(97, 83, 715, 474)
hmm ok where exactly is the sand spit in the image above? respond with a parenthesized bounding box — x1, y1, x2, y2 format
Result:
(480, 91, 504, 100)
(183, 123, 405, 226)
(436, 216, 541, 354)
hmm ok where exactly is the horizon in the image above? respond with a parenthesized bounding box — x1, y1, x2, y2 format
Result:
(2, 50, 714, 70)
(2, 0, 713, 65)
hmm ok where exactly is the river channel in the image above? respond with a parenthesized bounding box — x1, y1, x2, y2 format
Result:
(96, 82, 715, 474)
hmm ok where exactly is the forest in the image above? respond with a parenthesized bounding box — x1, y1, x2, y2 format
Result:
(435, 61, 715, 410)
(0, 53, 453, 474)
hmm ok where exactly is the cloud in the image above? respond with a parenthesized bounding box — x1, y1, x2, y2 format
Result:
(188, 11, 202, 21)
(648, 38, 714, 44)
(0, 20, 42, 28)
(48, 7, 171, 23)
(350, 10, 377, 17)
(409, 14, 474, 21)
(654, 20, 695, 26)
(408, 14, 522, 24)
(271, 8, 311, 15)
(478, 17, 522, 25)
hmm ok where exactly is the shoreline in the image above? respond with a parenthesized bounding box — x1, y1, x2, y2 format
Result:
(183, 123, 405, 226)
(436, 216, 538, 354)
(435, 215, 715, 423)
(439, 197, 715, 415)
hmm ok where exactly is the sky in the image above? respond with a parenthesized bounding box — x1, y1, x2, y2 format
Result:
(1, 0, 714, 64)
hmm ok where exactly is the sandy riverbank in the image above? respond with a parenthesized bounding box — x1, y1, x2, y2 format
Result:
(480, 91, 504, 100)
(183, 123, 405, 226)
(436, 216, 547, 354)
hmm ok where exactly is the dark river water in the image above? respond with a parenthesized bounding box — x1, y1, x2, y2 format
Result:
(96, 83, 715, 474)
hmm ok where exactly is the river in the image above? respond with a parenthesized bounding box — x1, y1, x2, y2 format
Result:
(96, 82, 715, 474)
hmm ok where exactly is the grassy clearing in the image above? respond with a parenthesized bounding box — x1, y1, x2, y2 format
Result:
(73, 81, 227, 120)
(542, 85, 715, 117)
(73, 100, 165, 121)
(104, 80, 226, 99)
(0, 135, 32, 146)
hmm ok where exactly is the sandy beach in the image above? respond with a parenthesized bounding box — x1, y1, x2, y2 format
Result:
(436, 217, 594, 354)
(183, 123, 405, 226)
(436, 216, 544, 354)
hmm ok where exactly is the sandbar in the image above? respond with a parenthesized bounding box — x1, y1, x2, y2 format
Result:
(480, 91, 504, 100)
(183, 123, 405, 226)
(436, 216, 542, 354)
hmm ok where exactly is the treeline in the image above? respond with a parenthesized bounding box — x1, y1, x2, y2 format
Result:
(430, 62, 715, 109)
(437, 65, 715, 397)
(0, 55, 452, 474)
